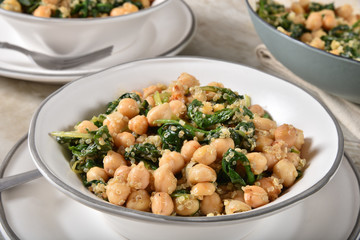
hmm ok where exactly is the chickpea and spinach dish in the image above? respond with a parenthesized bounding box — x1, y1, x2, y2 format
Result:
(257, 0, 360, 61)
(0, 0, 153, 18)
(51, 73, 306, 217)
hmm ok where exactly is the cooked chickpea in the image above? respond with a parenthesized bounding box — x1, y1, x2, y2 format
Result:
(255, 135, 273, 152)
(128, 115, 148, 135)
(42, 0, 59, 5)
(169, 100, 187, 117)
(273, 159, 298, 187)
(114, 132, 135, 148)
(176, 72, 199, 91)
(309, 37, 325, 49)
(274, 124, 297, 147)
(174, 196, 200, 216)
(110, 2, 138, 16)
(33, 5, 51, 18)
(306, 12, 322, 31)
(153, 164, 177, 194)
(159, 151, 185, 174)
(299, 0, 310, 9)
(86, 167, 109, 182)
(322, 13, 336, 30)
(145, 96, 155, 107)
(117, 98, 139, 119)
(249, 104, 265, 117)
(187, 163, 217, 186)
(191, 145, 217, 165)
(106, 181, 131, 206)
(76, 120, 98, 133)
(230, 190, 245, 202)
(181, 140, 201, 163)
(224, 199, 251, 214)
(126, 190, 151, 212)
(242, 185, 269, 208)
(151, 192, 174, 216)
(0, 0, 22, 12)
(246, 152, 268, 175)
(294, 129, 304, 150)
(143, 84, 165, 98)
(147, 103, 173, 126)
(336, 4, 353, 20)
(263, 152, 279, 171)
(210, 138, 234, 159)
(103, 112, 128, 136)
(253, 117, 277, 131)
(127, 161, 150, 190)
(291, 2, 305, 14)
(200, 193, 223, 215)
(190, 182, 216, 199)
(300, 32, 312, 43)
(103, 150, 127, 177)
(113, 165, 132, 183)
(256, 176, 283, 201)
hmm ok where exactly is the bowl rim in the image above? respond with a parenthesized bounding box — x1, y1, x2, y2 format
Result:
(245, 0, 360, 66)
(28, 56, 344, 223)
(0, 0, 172, 23)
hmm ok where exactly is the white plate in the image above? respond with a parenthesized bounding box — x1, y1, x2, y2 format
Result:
(1, 141, 359, 238)
(0, 0, 195, 84)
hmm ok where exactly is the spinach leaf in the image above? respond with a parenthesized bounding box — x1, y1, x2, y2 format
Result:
(158, 123, 194, 152)
(124, 143, 161, 167)
(106, 92, 142, 114)
(187, 99, 236, 129)
(199, 86, 243, 104)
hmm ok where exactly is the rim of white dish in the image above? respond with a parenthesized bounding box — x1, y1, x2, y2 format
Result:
(245, 0, 360, 66)
(28, 56, 344, 223)
(0, 0, 196, 83)
(0, 0, 171, 23)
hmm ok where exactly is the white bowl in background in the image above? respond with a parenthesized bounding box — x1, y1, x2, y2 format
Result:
(29, 56, 343, 240)
(0, 0, 171, 56)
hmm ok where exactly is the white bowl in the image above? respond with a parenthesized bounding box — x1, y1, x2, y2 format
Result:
(0, 0, 171, 56)
(29, 56, 343, 240)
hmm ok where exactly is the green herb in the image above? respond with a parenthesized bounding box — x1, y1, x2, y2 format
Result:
(124, 143, 161, 167)
(199, 86, 243, 104)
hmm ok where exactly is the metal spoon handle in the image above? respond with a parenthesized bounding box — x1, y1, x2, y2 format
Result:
(0, 169, 42, 192)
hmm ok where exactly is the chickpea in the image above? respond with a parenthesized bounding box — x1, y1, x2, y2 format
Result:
(190, 183, 216, 199)
(210, 138, 234, 159)
(114, 132, 135, 148)
(140, 0, 150, 8)
(117, 98, 139, 119)
(143, 84, 165, 98)
(273, 159, 298, 188)
(187, 163, 217, 186)
(256, 176, 283, 201)
(169, 100, 187, 117)
(299, 0, 310, 9)
(242, 185, 269, 208)
(151, 192, 174, 216)
(126, 190, 151, 212)
(200, 193, 223, 215)
(263, 152, 279, 171)
(42, 0, 59, 5)
(249, 104, 265, 117)
(106, 181, 131, 206)
(286, 152, 302, 169)
(147, 103, 173, 126)
(290, 2, 304, 15)
(176, 72, 199, 91)
(253, 117, 277, 131)
(33, 5, 52, 18)
(145, 95, 155, 107)
(207, 82, 224, 88)
(322, 13, 336, 30)
(246, 152, 268, 175)
(153, 164, 177, 194)
(300, 32, 312, 43)
(230, 190, 245, 202)
(274, 124, 297, 147)
(75, 120, 98, 133)
(127, 162, 150, 190)
(181, 140, 201, 163)
(0, 0, 22, 12)
(174, 196, 200, 216)
(309, 37, 325, 49)
(128, 115, 148, 135)
(306, 12, 322, 31)
(255, 135, 273, 152)
(294, 129, 304, 150)
(159, 151, 185, 174)
(114, 165, 132, 183)
(224, 199, 251, 215)
(336, 4, 353, 20)
(86, 167, 109, 182)
(103, 112, 128, 137)
(103, 150, 127, 177)
(110, 2, 138, 16)
(312, 29, 326, 39)
(191, 145, 217, 165)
